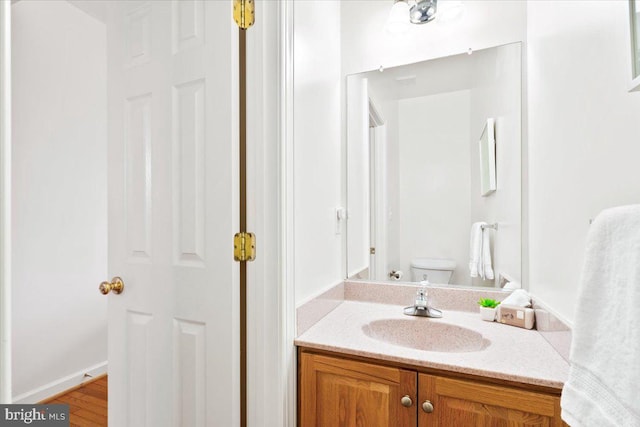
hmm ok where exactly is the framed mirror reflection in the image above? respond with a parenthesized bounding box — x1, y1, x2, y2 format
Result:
(346, 42, 522, 290)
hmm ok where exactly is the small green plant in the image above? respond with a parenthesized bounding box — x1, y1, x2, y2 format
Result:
(478, 298, 500, 308)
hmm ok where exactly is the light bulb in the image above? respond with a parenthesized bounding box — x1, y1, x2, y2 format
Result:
(386, 1, 410, 35)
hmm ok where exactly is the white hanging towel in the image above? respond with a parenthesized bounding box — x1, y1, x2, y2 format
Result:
(561, 205, 640, 427)
(469, 222, 483, 278)
(469, 222, 494, 280)
(482, 224, 494, 280)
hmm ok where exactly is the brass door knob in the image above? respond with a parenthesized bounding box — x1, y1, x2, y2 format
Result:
(99, 277, 124, 295)
(400, 395, 413, 407)
(422, 400, 434, 413)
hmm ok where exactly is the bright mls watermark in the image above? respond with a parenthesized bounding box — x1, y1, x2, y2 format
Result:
(0, 405, 69, 426)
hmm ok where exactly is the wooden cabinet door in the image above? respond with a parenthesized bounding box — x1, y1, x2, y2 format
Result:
(418, 374, 565, 427)
(300, 352, 417, 427)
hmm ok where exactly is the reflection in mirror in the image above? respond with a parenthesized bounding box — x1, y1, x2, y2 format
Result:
(478, 118, 496, 197)
(346, 43, 522, 289)
(631, 0, 640, 89)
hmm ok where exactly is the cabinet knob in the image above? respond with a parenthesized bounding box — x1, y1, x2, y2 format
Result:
(400, 395, 413, 407)
(422, 400, 434, 413)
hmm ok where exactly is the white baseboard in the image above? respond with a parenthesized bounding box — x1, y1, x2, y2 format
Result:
(12, 361, 108, 404)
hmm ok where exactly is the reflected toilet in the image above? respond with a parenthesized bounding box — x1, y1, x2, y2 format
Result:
(410, 258, 456, 284)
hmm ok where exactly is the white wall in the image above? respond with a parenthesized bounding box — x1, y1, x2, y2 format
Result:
(527, 1, 640, 323)
(396, 92, 471, 284)
(294, 1, 343, 304)
(469, 43, 522, 287)
(11, 0, 107, 400)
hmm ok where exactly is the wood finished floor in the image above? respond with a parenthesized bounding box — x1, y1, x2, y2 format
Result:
(44, 375, 108, 427)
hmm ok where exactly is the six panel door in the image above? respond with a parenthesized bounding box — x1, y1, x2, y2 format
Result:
(106, 1, 239, 426)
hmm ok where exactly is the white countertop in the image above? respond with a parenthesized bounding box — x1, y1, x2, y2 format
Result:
(295, 300, 569, 389)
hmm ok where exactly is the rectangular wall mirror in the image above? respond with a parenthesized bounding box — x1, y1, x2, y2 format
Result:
(346, 42, 522, 289)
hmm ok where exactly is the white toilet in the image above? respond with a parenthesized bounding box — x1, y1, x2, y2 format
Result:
(410, 258, 456, 284)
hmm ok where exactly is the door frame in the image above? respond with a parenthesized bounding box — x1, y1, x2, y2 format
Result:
(0, 0, 12, 405)
(368, 100, 387, 282)
(245, 0, 296, 425)
(0, 1, 296, 424)
(368, 126, 376, 278)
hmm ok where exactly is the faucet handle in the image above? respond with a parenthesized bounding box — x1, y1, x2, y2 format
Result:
(415, 286, 428, 308)
(415, 280, 429, 308)
(418, 281, 429, 299)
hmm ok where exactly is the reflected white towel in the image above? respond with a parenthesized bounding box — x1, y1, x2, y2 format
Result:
(469, 222, 494, 280)
(561, 205, 640, 427)
(469, 222, 483, 278)
(482, 225, 494, 280)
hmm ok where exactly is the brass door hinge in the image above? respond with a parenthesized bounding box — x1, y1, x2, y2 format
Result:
(234, 232, 256, 262)
(370, 247, 376, 255)
(233, 0, 255, 29)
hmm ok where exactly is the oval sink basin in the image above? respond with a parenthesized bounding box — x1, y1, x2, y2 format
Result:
(362, 318, 489, 353)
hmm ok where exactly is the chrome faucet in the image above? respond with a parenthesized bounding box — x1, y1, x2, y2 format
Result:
(403, 284, 442, 318)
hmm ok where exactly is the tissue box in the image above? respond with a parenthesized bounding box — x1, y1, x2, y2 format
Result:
(497, 304, 535, 329)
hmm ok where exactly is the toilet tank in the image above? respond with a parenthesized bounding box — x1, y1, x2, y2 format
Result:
(410, 258, 456, 284)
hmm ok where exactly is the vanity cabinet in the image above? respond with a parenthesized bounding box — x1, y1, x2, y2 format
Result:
(299, 349, 567, 427)
(299, 352, 417, 426)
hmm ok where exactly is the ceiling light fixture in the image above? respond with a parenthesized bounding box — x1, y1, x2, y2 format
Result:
(387, 0, 463, 31)
(410, 0, 438, 24)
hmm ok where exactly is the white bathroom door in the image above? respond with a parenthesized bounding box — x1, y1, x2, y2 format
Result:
(106, 2, 239, 426)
